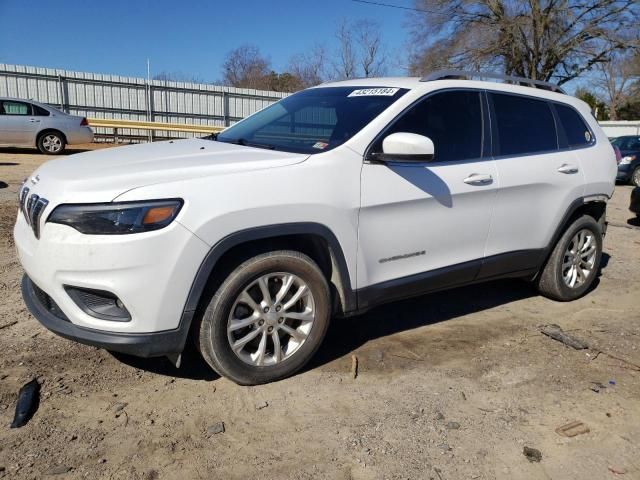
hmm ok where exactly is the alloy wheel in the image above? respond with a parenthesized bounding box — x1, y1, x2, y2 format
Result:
(227, 272, 316, 366)
(562, 229, 597, 288)
(42, 135, 62, 153)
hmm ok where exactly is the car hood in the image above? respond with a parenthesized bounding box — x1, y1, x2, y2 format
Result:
(28, 139, 309, 203)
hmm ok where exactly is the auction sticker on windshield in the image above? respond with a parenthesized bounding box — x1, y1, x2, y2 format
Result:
(348, 88, 400, 97)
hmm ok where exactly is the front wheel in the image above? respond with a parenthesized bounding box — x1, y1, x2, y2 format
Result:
(197, 250, 331, 385)
(37, 131, 66, 155)
(536, 215, 602, 301)
(631, 167, 640, 187)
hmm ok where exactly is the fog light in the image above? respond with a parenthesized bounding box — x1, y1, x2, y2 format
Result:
(65, 286, 131, 322)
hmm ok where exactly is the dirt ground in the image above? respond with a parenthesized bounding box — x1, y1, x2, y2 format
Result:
(0, 144, 639, 480)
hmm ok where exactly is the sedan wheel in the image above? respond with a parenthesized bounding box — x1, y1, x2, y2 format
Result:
(37, 132, 65, 155)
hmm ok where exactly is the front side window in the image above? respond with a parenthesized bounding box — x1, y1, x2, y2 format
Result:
(371, 90, 483, 162)
(1, 101, 31, 115)
(490, 93, 557, 156)
(555, 104, 593, 147)
(215, 87, 407, 154)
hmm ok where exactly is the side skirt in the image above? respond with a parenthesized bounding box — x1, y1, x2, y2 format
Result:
(356, 249, 544, 312)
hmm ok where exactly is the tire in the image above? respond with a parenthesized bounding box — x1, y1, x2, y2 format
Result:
(537, 215, 602, 301)
(197, 250, 331, 385)
(37, 131, 66, 155)
(632, 167, 640, 187)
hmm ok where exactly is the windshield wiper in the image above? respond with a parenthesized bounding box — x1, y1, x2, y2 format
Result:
(224, 137, 276, 150)
(202, 132, 218, 141)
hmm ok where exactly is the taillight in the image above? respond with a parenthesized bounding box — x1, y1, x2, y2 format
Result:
(613, 145, 622, 164)
(80, 117, 88, 126)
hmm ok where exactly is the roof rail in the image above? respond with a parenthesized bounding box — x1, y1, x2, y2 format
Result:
(421, 70, 565, 94)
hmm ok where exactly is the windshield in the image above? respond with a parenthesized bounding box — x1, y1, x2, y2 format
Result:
(215, 86, 407, 154)
(611, 136, 640, 150)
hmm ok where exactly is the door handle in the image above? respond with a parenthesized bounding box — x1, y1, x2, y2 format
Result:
(557, 164, 579, 174)
(463, 173, 493, 185)
(29, 119, 40, 123)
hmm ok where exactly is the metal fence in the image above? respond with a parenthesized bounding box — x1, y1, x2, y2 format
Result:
(599, 121, 640, 138)
(0, 63, 287, 140)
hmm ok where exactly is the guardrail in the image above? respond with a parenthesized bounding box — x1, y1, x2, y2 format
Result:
(87, 118, 225, 142)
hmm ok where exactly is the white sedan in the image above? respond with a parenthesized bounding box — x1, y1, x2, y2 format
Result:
(0, 97, 94, 154)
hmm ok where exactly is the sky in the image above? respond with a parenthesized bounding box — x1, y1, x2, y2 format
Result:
(0, 0, 412, 82)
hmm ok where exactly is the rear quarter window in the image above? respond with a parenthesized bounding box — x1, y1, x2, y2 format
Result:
(555, 104, 593, 147)
(32, 104, 51, 116)
(490, 92, 557, 156)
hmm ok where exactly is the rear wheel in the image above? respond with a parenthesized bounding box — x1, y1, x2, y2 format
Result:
(537, 215, 602, 301)
(198, 250, 331, 385)
(37, 131, 65, 155)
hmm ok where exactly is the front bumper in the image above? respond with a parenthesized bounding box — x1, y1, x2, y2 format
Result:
(22, 275, 192, 357)
(14, 207, 209, 334)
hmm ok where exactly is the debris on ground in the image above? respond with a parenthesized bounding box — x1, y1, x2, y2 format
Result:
(608, 465, 626, 475)
(10, 378, 40, 428)
(206, 422, 225, 436)
(446, 421, 461, 430)
(113, 402, 128, 412)
(351, 354, 358, 379)
(255, 401, 268, 410)
(0, 321, 17, 330)
(541, 324, 588, 349)
(44, 465, 72, 475)
(523, 446, 542, 463)
(590, 381, 607, 393)
(555, 421, 590, 438)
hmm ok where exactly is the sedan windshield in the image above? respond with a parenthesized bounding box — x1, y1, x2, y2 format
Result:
(215, 86, 407, 154)
(611, 136, 640, 151)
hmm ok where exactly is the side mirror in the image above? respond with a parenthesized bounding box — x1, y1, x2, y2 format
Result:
(371, 132, 435, 162)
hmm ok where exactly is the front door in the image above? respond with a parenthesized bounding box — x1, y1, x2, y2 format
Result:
(357, 90, 498, 305)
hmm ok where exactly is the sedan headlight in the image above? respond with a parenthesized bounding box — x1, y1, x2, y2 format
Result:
(47, 199, 183, 234)
(620, 155, 636, 165)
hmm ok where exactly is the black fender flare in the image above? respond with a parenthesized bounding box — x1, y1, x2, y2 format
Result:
(181, 222, 357, 319)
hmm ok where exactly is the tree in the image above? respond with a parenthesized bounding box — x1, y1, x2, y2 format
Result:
(222, 44, 271, 89)
(408, 0, 640, 85)
(575, 88, 608, 120)
(288, 44, 328, 88)
(593, 52, 640, 120)
(333, 19, 387, 80)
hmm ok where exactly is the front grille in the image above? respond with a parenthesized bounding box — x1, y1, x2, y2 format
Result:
(18, 185, 49, 239)
(31, 282, 69, 322)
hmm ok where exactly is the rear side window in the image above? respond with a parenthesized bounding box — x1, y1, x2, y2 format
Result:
(555, 104, 593, 147)
(374, 90, 483, 162)
(1, 101, 31, 115)
(490, 93, 557, 156)
(32, 104, 51, 116)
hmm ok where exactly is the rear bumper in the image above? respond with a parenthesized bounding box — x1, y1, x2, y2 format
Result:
(66, 127, 94, 145)
(22, 275, 192, 357)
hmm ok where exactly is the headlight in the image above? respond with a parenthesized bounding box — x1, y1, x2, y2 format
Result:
(47, 199, 183, 234)
(620, 155, 636, 165)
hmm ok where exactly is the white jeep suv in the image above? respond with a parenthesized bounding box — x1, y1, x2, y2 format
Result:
(15, 71, 617, 385)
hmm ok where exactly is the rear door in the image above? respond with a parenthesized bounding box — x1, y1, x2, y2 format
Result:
(358, 89, 498, 300)
(483, 92, 585, 272)
(0, 100, 38, 145)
